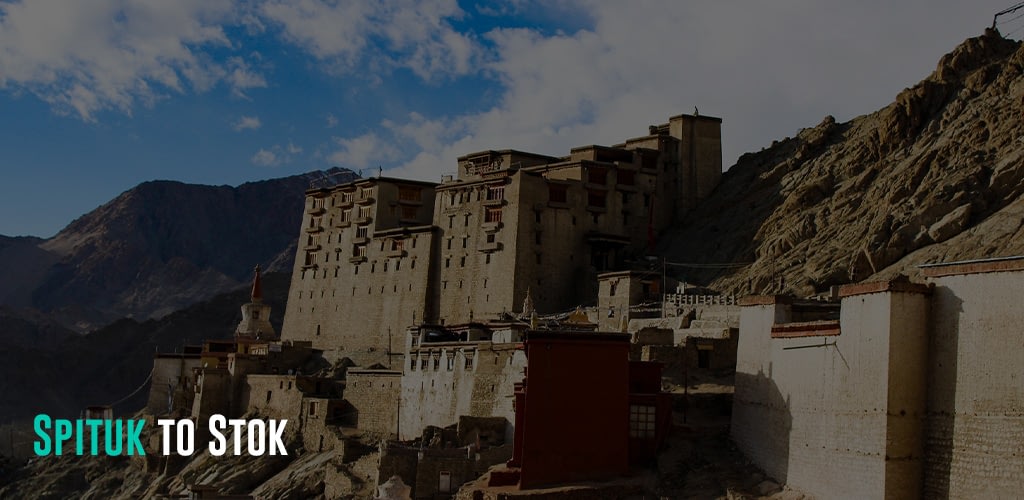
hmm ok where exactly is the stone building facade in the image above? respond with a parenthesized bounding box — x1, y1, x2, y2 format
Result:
(398, 327, 527, 441)
(281, 113, 722, 361)
(345, 368, 402, 437)
(281, 177, 438, 366)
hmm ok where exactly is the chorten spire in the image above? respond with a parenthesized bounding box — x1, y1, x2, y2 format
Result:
(236, 263, 277, 339)
(251, 264, 263, 303)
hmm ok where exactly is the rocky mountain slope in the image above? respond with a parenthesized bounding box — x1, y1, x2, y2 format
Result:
(0, 168, 355, 333)
(663, 30, 1024, 296)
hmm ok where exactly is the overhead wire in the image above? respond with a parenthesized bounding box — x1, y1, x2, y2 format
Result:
(105, 368, 155, 408)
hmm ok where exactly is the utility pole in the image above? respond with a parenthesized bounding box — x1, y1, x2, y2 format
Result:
(993, 2, 1024, 29)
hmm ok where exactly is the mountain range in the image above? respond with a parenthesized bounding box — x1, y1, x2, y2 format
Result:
(0, 168, 356, 333)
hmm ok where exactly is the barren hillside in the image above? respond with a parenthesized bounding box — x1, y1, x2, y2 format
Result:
(662, 30, 1024, 296)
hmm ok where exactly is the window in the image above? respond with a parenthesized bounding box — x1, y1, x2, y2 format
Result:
(356, 225, 369, 238)
(486, 233, 495, 244)
(588, 168, 607, 185)
(447, 239, 452, 250)
(630, 405, 656, 438)
(447, 355, 454, 371)
(312, 197, 324, 210)
(460, 256, 466, 267)
(341, 209, 351, 222)
(391, 239, 403, 252)
(618, 169, 636, 186)
(399, 187, 420, 201)
(266, 391, 272, 403)
(485, 254, 491, 264)
(359, 206, 372, 219)
(465, 355, 473, 369)
(401, 205, 418, 219)
(360, 187, 374, 199)
(535, 232, 541, 245)
(610, 283, 617, 296)
(445, 257, 451, 268)
(309, 401, 318, 417)
(588, 191, 606, 208)
(486, 185, 504, 201)
(464, 214, 471, 226)
(535, 211, 542, 223)
(549, 184, 568, 203)
(462, 237, 468, 248)
(485, 208, 502, 223)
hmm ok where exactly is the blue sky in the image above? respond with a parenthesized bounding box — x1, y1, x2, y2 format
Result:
(0, 0, 1017, 237)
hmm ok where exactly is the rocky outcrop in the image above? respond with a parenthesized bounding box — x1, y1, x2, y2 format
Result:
(662, 30, 1024, 296)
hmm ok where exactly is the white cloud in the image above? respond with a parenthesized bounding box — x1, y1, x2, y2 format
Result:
(0, 0, 249, 120)
(328, 131, 403, 170)
(252, 140, 303, 166)
(259, 0, 478, 79)
(233, 115, 262, 131)
(225, 56, 268, 98)
(251, 148, 279, 166)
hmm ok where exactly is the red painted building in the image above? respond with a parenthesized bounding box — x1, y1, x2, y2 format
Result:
(498, 330, 671, 489)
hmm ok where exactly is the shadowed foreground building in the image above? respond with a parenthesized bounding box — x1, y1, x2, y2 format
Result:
(732, 257, 1024, 499)
(486, 331, 671, 490)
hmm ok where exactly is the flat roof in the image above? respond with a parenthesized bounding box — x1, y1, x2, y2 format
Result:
(668, 113, 724, 123)
(457, 149, 561, 162)
(306, 176, 438, 194)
